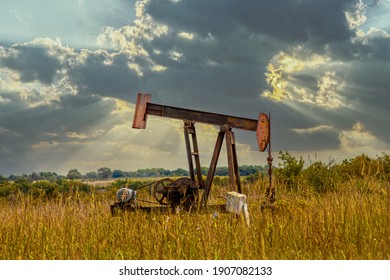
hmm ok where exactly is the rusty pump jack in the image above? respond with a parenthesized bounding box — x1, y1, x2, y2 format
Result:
(111, 93, 274, 214)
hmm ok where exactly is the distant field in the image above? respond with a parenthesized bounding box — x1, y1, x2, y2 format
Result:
(82, 179, 117, 187)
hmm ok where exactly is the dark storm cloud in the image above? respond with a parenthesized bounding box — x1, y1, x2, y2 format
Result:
(142, 61, 267, 113)
(134, 0, 356, 114)
(0, 39, 126, 175)
(0, 94, 118, 175)
(330, 33, 390, 61)
(68, 52, 141, 99)
(129, 0, 388, 158)
(146, 0, 354, 44)
(344, 59, 390, 143)
(364, 34, 390, 60)
(0, 89, 27, 113)
(136, 24, 276, 113)
(1, 44, 61, 84)
(0, 94, 109, 146)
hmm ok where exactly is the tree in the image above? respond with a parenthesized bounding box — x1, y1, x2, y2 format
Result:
(67, 169, 82, 179)
(31, 172, 40, 181)
(97, 167, 112, 179)
(85, 171, 98, 179)
(215, 166, 228, 176)
(171, 168, 189, 177)
(112, 170, 126, 178)
(39, 172, 58, 182)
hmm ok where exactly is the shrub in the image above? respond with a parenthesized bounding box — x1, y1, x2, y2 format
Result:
(304, 161, 336, 193)
(0, 183, 16, 197)
(31, 181, 60, 199)
(276, 151, 304, 191)
(14, 177, 33, 193)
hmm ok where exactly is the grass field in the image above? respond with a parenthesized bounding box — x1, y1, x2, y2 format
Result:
(1, 154, 389, 260)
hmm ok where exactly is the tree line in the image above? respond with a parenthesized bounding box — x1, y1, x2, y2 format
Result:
(0, 165, 266, 182)
(0, 153, 388, 200)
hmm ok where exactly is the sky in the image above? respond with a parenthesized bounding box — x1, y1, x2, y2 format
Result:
(0, 0, 389, 176)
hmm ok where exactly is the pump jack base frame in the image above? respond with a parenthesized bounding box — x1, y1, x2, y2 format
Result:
(110, 202, 227, 216)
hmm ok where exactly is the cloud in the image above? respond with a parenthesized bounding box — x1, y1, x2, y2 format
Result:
(146, 0, 354, 44)
(315, 72, 346, 109)
(31, 141, 59, 149)
(66, 130, 105, 140)
(96, 0, 169, 74)
(66, 131, 88, 139)
(263, 50, 330, 101)
(178, 32, 195, 40)
(0, 37, 145, 104)
(339, 121, 387, 153)
(1, 0, 390, 175)
(0, 0, 135, 48)
(0, 94, 11, 104)
(0, 127, 9, 134)
(292, 125, 334, 134)
(262, 50, 347, 109)
(168, 48, 185, 62)
(0, 38, 80, 109)
(92, 0, 352, 109)
(284, 121, 389, 164)
(2, 43, 60, 84)
(0, 31, 156, 174)
(345, 0, 368, 29)
(67, 51, 141, 98)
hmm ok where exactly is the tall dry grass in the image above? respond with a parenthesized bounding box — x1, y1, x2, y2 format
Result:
(1, 172, 389, 260)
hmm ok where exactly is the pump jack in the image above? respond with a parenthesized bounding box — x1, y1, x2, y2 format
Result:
(110, 93, 274, 214)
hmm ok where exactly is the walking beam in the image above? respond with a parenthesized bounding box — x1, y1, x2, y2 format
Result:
(132, 93, 270, 152)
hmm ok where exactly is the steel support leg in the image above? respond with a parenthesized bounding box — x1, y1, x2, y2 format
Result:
(226, 129, 241, 193)
(183, 121, 203, 186)
(202, 129, 225, 205)
(183, 121, 195, 181)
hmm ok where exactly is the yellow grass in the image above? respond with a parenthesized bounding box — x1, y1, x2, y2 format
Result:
(1, 175, 389, 260)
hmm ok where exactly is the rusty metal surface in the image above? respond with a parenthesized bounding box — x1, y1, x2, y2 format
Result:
(226, 130, 241, 193)
(182, 121, 203, 186)
(183, 122, 196, 182)
(111, 203, 226, 215)
(150, 178, 174, 204)
(145, 102, 258, 131)
(133, 93, 266, 133)
(256, 113, 270, 152)
(132, 93, 151, 129)
(203, 130, 225, 205)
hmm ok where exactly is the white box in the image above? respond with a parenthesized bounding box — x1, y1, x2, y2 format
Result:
(226, 191, 246, 215)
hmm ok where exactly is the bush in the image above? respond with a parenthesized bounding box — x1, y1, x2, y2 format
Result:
(304, 161, 336, 193)
(276, 151, 304, 191)
(110, 179, 151, 191)
(14, 177, 33, 193)
(31, 181, 60, 199)
(0, 183, 16, 198)
(0, 175, 8, 183)
(333, 154, 390, 183)
(245, 172, 264, 183)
